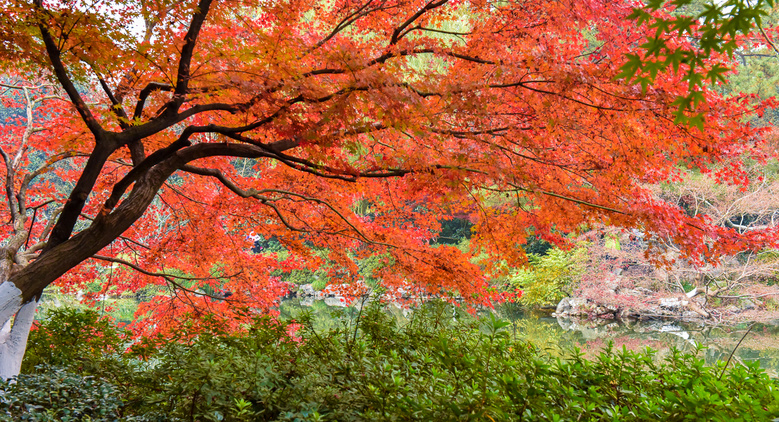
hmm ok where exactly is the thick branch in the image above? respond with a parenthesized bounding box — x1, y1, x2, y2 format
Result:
(101, 135, 193, 214)
(12, 137, 397, 301)
(133, 82, 172, 120)
(11, 150, 188, 301)
(172, 0, 215, 107)
(34, 0, 105, 138)
(41, 142, 116, 253)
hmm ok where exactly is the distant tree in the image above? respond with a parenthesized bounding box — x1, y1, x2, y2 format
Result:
(650, 132, 779, 304)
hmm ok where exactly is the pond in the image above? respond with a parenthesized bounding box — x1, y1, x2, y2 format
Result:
(279, 298, 779, 378)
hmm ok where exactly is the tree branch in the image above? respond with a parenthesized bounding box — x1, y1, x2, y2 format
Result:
(91, 255, 239, 302)
(179, 163, 397, 248)
(42, 141, 116, 253)
(133, 82, 173, 120)
(507, 182, 626, 214)
(98, 77, 131, 130)
(313, 0, 379, 50)
(0, 146, 19, 223)
(172, 0, 215, 108)
(33, 0, 105, 139)
(101, 135, 193, 214)
(389, 0, 448, 45)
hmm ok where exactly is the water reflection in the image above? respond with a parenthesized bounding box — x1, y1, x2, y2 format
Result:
(497, 302, 779, 378)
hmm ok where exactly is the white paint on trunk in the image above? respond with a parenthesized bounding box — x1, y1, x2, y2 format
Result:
(0, 281, 35, 380)
(0, 281, 23, 330)
(0, 299, 37, 380)
(0, 318, 10, 339)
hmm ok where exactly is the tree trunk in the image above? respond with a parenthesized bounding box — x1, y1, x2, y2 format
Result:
(0, 280, 37, 380)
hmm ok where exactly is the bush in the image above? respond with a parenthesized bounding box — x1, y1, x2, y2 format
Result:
(127, 303, 779, 421)
(130, 316, 302, 421)
(22, 307, 129, 374)
(511, 245, 588, 307)
(9, 303, 779, 421)
(283, 268, 325, 286)
(0, 366, 129, 421)
(310, 277, 328, 291)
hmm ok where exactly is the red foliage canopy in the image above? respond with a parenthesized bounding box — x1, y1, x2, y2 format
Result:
(0, 0, 775, 336)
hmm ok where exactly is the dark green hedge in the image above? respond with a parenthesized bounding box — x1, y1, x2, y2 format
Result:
(4, 304, 779, 421)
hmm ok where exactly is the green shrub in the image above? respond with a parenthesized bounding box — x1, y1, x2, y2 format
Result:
(284, 269, 325, 286)
(541, 346, 779, 421)
(0, 366, 129, 421)
(357, 253, 393, 285)
(9, 303, 779, 421)
(22, 308, 128, 374)
(511, 245, 588, 307)
(127, 303, 779, 421)
(310, 277, 328, 291)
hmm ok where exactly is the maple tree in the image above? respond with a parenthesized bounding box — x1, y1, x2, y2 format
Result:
(619, 0, 777, 124)
(0, 0, 776, 378)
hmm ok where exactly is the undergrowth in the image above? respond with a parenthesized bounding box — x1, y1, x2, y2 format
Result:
(2, 303, 778, 421)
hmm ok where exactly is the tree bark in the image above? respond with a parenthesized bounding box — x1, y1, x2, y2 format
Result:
(0, 281, 37, 380)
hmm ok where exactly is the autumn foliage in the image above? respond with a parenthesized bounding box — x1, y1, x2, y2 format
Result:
(0, 0, 776, 340)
